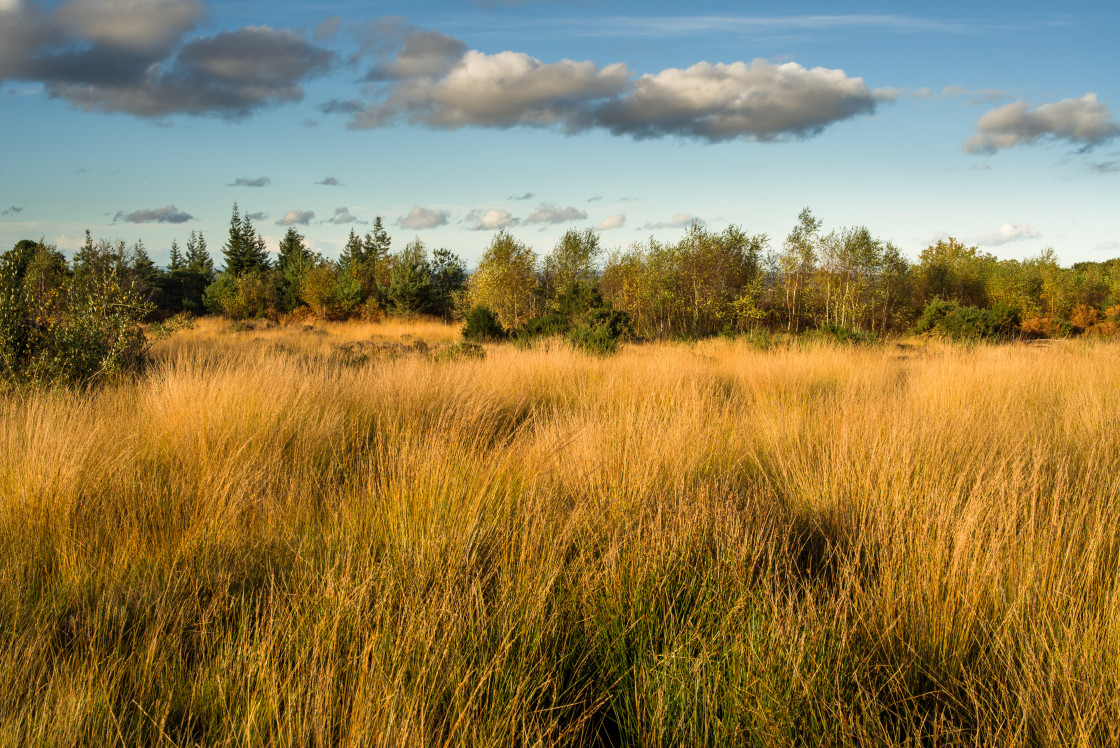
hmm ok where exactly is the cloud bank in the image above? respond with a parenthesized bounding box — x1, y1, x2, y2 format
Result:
(0, 0, 332, 118)
(328, 26, 885, 142)
(965, 93, 1120, 153)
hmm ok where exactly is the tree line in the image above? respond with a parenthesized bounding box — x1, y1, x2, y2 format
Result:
(4, 203, 1120, 381)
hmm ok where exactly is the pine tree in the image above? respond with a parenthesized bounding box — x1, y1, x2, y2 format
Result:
(387, 238, 432, 315)
(186, 231, 215, 278)
(222, 203, 246, 275)
(340, 228, 364, 269)
(240, 212, 271, 273)
(169, 240, 184, 271)
(277, 227, 315, 312)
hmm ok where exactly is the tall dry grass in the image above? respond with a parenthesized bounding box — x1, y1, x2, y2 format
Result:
(1, 320, 1118, 746)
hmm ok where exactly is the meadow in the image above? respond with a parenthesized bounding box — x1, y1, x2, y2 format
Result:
(1, 317, 1118, 746)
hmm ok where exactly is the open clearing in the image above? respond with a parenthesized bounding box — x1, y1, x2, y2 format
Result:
(2, 319, 1118, 746)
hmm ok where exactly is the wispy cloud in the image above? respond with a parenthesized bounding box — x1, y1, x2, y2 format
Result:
(228, 176, 271, 187)
(1, 206, 22, 217)
(316, 176, 341, 186)
(641, 213, 698, 230)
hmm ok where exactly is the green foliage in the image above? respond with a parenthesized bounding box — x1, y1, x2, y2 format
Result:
(812, 322, 877, 345)
(432, 341, 486, 362)
(428, 248, 467, 319)
(276, 227, 315, 313)
(914, 298, 1019, 340)
(461, 305, 506, 342)
(469, 230, 540, 329)
(0, 239, 152, 387)
(567, 306, 630, 355)
(387, 239, 432, 315)
(221, 204, 270, 277)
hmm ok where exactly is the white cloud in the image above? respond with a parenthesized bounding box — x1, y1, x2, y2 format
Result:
(641, 213, 698, 230)
(596, 213, 625, 230)
(277, 209, 315, 226)
(596, 60, 880, 141)
(349, 49, 630, 130)
(965, 93, 1120, 153)
(332, 30, 884, 142)
(54, 0, 205, 53)
(971, 222, 1041, 246)
(1095, 240, 1119, 253)
(467, 208, 518, 231)
(398, 206, 449, 229)
(924, 231, 952, 245)
(525, 204, 588, 225)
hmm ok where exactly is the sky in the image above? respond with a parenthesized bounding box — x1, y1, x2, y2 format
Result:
(1, 0, 1117, 267)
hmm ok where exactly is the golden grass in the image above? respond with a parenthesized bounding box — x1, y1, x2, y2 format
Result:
(1, 321, 1118, 745)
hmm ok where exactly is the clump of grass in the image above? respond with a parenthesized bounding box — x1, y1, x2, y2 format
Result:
(0, 324, 1118, 745)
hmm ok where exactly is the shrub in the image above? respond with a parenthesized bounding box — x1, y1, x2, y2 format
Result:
(913, 299, 1018, 341)
(0, 243, 152, 387)
(567, 306, 630, 355)
(461, 305, 506, 342)
(814, 322, 876, 345)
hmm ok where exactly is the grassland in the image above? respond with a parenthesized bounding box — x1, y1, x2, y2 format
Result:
(1, 317, 1118, 746)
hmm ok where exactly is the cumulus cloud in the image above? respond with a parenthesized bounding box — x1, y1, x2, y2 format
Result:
(467, 208, 518, 231)
(330, 28, 885, 142)
(325, 206, 360, 225)
(0, 1, 333, 118)
(276, 209, 315, 226)
(246, 211, 267, 221)
(597, 213, 625, 230)
(641, 213, 698, 230)
(964, 93, 1120, 153)
(525, 203, 587, 225)
(114, 204, 193, 224)
(228, 176, 271, 187)
(398, 206, 449, 229)
(596, 60, 881, 141)
(1, 206, 22, 216)
(316, 176, 341, 186)
(971, 222, 1041, 247)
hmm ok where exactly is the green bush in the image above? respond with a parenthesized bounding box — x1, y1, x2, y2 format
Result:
(461, 305, 506, 342)
(567, 306, 630, 355)
(0, 241, 152, 387)
(814, 322, 876, 345)
(914, 298, 1019, 340)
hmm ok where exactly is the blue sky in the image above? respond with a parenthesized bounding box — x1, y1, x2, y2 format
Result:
(1, 0, 1117, 267)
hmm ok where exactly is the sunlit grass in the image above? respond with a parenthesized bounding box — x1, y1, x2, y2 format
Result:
(1, 322, 1118, 745)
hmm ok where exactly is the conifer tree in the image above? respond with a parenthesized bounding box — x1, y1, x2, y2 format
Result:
(169, 240, 184, 271)
(276, 227, 315, 312)
(185, 231, 214, 278)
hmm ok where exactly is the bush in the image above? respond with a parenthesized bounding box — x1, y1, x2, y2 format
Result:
(0, 242, 152, 387)
(913, 299, 1018, 341)
(461, 306, 506, 342)
(567, 306, 630, 355)
(814, 322, 876, 345)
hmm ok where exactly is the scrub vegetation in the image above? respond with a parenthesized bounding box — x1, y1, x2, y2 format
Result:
(1, 317, 1118, 746)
